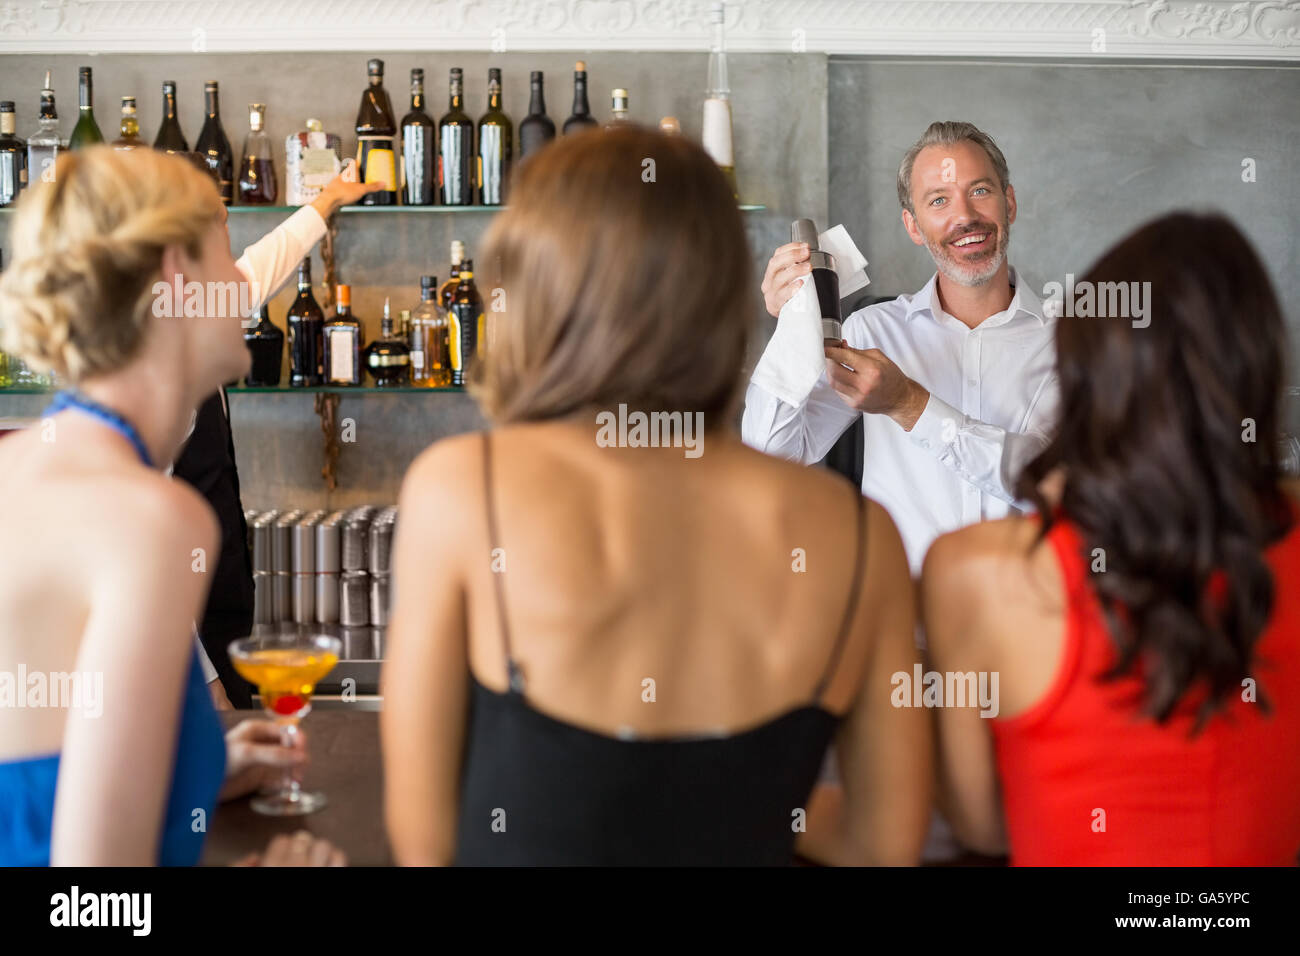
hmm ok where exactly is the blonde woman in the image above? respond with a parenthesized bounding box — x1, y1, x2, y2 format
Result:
(0, 146, 342, 866)
(382, 127, 932, 865)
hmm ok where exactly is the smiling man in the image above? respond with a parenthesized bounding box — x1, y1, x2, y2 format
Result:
(742, 121, 1058, 575)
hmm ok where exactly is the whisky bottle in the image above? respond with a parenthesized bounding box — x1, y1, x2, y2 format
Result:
(323, 283, 364, 386)
(238, 103, 278, 205)
(27, 73, 60, 187)
(365, 297, 411, 387)
(449, 258, 483, 387)
(111, 96, 144, 151)
(438, 68, 474, 206)
(153, 80, 189, 154)
(477, 68, 511, 205)
(563, 62, 598, 134)
(355, 59, 397, 206)
(285, 118, 341, 206)
(410, 275, 450, 387)
(0, 102, 26, 206)
(287, 258, 325, 387)
(68, 67, 103, 149)
(400, 68, 436, 205)
(519, 71, 556, 161)
(243, 303, 285, 387)
(439, 240, 466, 310)
(195, 81, 234, 204)
(605, 89, 631, 129)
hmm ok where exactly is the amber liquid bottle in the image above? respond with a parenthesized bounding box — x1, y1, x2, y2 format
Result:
(323, 283, 364, 386)
(449, 258, 483, 387)
(238, 103, 278, 205)
(355, 58, 398, 206)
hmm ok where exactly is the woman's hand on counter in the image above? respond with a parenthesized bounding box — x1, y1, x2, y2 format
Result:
(231, 830, 347, 867)
(219, 719, 309, 803)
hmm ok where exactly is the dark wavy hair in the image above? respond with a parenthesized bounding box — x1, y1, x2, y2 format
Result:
(1018, 212, 1293, 727)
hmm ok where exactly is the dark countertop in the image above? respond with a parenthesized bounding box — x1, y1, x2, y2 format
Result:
(203, 710, 392, 866)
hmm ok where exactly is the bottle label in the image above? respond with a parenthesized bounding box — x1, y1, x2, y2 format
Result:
(328, 327, 356, 381)
(368, 353, 410, 367)
(411, 350, 425, 366)
(356, 136, 396, 191)
(701, 98, 734, 167)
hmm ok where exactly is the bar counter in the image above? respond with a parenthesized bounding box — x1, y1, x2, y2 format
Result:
(204, 710, 392, 866)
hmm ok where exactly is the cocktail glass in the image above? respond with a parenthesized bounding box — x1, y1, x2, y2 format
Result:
(228, 633, 342, 816)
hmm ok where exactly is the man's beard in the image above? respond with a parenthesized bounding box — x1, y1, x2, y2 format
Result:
(923, 214, 1011, 288)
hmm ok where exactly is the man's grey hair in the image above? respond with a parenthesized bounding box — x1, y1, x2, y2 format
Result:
(897, 121, 1011, 215)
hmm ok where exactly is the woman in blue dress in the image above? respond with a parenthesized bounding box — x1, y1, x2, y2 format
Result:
(0, 146, 344, 866)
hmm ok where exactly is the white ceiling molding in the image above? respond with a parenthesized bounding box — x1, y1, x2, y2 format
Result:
(0, 1, 1296, 59)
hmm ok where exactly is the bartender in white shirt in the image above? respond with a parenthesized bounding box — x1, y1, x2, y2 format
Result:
(743, 121, 1058, 575)
(187, 166, 383, 706)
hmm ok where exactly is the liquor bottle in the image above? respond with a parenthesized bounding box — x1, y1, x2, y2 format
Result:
(563, 62, 598, 134)
(153, 81, 189, 154)
(364, 297, 411, 387)
(68, 67, 103, 149)
(477, 69, 512, 206)
(439, 240, 466, 310)
(703, 1, 738, 199)
(410, 275, 450, 387)
(285, 118, 341, 206)
(438, 68, 474, 206)
(195, 81, 234, 204)
(27, 73, 60, 187)
(243, 303, 285, 387)
(449, 258, 483, 387)
(355, 58, 397, 206)
(238, 104, 278, 205)
(659, 116, 682, 135)
(0, 102, 26, 207)
(605, 89, 631, 130)
(518, 71, 556, 161)
(323, 283, 363, 387)
(400, 68, 435, 205)
(287, 258, 325, 387)
(111, 96, 144, 151)
(0, 248, 7, 387)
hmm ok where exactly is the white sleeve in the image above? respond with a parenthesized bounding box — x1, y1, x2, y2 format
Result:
(741, 371, 860, 465)
(195, 625, 220, 684)
(234, 205, 328, 309)
(905, 372, 1059, 505)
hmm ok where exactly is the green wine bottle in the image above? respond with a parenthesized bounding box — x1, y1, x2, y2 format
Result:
(68, 66, 104, 149)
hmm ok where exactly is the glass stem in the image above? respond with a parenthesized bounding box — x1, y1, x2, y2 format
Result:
(279, 718, 302, 800)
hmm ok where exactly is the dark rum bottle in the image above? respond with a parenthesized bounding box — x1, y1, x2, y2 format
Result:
(323, 283, 364, 386)
(196, 81, 234, 204)
(243, 303, 284, 387)
(287, 258, 324, 387)
(438, 68, 473, 206)
(238, 103, 277, 205)
(355, 59, 397, 206)
(449, 258, 483, 387)
(519, 71, 556, 160)
(400, 68, 435, 205)
(365, 297, 411, 387)
(563, 62, 598, 134)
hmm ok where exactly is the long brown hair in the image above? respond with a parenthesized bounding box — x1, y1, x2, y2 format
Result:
(1019, 212, 1293, 726)
(471, 125, 753, 427)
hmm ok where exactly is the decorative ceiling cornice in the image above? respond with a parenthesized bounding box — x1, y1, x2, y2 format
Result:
(0, 1, 1296, 59)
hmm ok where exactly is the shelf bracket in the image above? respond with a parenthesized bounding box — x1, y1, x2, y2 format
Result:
(314, 391, 341, 490)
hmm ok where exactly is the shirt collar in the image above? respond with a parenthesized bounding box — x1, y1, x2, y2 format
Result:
(902, 265, 1049, 328)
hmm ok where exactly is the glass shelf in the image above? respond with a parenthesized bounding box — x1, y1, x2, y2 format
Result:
(0, 387, 51, 395)
(228, 385, 465, 394)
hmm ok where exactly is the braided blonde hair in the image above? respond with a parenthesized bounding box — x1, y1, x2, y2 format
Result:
(0, 146, 222, 383)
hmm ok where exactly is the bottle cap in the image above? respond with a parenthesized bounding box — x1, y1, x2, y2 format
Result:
(575, 61, 587, 72)
(0, 102, 13, 113)
(659, 116, 681, 134)
(613, 88, 629, 98)
(368, 58, 384, 76)
(120, 95, 136, 110)
(489, 67, 502, 81)
(420, 275, 437, 290)
(450, 239, 466, 262)
(79, 66, 92, 78)
(461, 258, 474, 274)
(162, 80, 176, 93)
(248, 103, 266, 130)
(336, 283, 351, 308)
(450, 67, 463, 79)
(306, 118, 322, 132)
(411, 67, 424, 82)
(205, 80, 219, 92)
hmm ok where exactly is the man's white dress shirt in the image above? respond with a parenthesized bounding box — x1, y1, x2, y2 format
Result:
(742, 266, 1058, 573)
